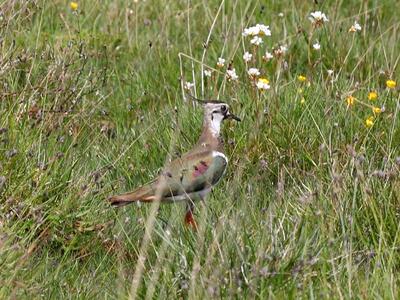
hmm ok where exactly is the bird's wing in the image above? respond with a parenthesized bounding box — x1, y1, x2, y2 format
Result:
(108, 150, 228, 205)
(158, 150, 228, 199)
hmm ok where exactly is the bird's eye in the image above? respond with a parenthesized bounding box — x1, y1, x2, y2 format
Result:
(220, 105, 227, 113)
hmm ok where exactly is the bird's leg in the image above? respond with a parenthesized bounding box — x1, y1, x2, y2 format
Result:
(184, 201, 197, 230)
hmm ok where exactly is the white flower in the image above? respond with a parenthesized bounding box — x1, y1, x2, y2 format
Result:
(349, 21, 362, 32)
(280, 45, 288, 52)
(256, 24, 271, 36)
(226, 68, 238, 81)
(242, 24, 271, 37)
(247, 68, 260, 77)
(242, 26, 259, 37)
(217, 57, 225, 68)
(309, 11, 329, 26)
(184, 81, 195, 90)
(243, 51, 252, 62)
(274, 45, 287, 57)
(256, 78, 270, 90)
(204, 69, 212, 77)
(327, 69, 334, 76)
(263, 51, 273, 61)
(250, 36, 263, 46)
(278, 12, 284, 18)
(313, 41, 321, 50)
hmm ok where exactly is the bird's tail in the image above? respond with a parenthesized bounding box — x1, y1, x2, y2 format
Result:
(108, 184, 156, 207)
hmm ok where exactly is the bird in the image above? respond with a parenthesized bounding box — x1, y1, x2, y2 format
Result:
(108, 95, 241, 229)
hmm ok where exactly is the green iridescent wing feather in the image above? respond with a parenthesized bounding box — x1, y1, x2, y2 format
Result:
(158, 151, 228, 198)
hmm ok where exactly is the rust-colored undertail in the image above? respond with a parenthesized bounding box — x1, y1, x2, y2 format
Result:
(184, 210, 198, 230)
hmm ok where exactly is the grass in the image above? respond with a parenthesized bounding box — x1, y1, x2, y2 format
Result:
(0, 0, 399, 298)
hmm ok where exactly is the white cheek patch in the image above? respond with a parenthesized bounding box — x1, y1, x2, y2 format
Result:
(209, 114, 224, 137)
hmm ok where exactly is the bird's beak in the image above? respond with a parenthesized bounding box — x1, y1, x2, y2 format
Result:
(225, 112, 241, 122)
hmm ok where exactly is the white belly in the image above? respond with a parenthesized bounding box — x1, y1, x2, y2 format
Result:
(163, 187, 212, 202)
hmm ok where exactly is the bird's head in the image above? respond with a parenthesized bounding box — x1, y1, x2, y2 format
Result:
(204, 102, 241, 123)
(186, 94, 241, 124)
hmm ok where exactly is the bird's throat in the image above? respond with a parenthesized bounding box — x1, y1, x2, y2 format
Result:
(196, 115, 224, 150)
(208, 117, 222, 137)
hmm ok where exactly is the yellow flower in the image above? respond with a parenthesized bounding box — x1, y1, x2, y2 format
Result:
(258, 78, 269, 84)
(368, 91, 378, 101)
(297, 75, 307, 82)
(386, 80, 396, 89)
(365, 116, 374, 128)
(300, 97, 306, 105)
(346, 95, 355, 106)
(70, 2, 78, 11)
(256, 78, 270, 90)
(372, 107, 381, 114)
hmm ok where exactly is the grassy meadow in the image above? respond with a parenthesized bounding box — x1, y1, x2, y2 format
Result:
(1, 0, 399, 298)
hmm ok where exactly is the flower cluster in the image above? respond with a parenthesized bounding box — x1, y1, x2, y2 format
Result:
(297, 75, 307, 82)
(243, 52, 252, 63)
(256, 78, 270, 90)
(363, 79, 395, 126)
(263, 51, 273, 61)
(243, 24, 271, 46)
(313, 41, 321, 50)
(248, 68, 260, 77)
(273, 45, 287, 58)
(342, 78, 397, 129)
(70, 2, 78, 11)
(216, 57, 225, 68)
(349, 21, 362, 33)
(226, 69, 239, 81)
(346, 95, 355, 107)
(368, 91, 378, 101)
(365, 116, 374, 128)
(242, 24, 271, 37)
(309, 11, 329, 27)
(386, 80, 396, 89)
(204, 69, 212, 77)
(182, 9, 396, 112)
(184, 81, 195, 91)
(240, 23, 274, 90)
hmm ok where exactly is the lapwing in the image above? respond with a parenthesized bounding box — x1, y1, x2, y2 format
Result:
(108, 95, 240, 228)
